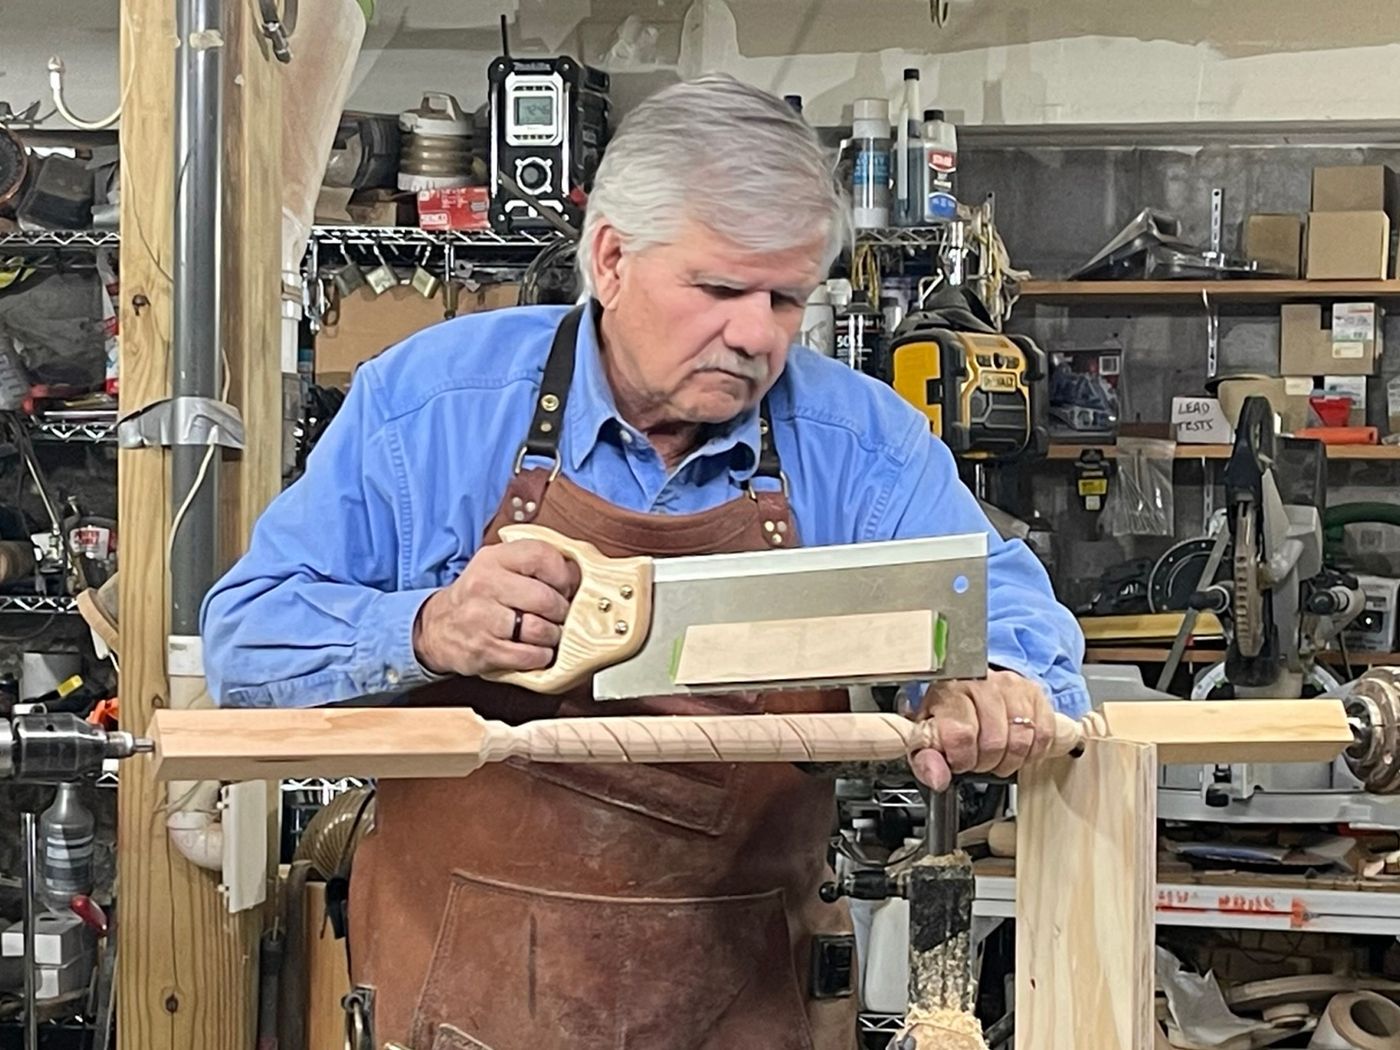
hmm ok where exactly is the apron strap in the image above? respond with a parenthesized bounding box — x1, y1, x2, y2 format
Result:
(514, 301, 784, 486)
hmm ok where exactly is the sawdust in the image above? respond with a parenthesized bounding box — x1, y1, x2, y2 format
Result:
(897, 1006, 990, 1050)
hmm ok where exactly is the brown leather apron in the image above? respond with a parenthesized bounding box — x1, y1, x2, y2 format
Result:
(349, 306, 858, 1050)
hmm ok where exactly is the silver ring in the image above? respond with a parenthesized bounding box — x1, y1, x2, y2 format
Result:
(1010, 716, 1034, 727)
(510, 609, 524, 644)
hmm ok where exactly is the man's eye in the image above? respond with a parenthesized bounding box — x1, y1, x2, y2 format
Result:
(772, 292, 804, 309)
(701, 284, 744, 299)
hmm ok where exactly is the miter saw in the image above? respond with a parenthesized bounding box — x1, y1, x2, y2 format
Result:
(1156, 396, 1382, 821)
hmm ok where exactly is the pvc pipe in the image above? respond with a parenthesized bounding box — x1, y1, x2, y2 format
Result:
(170, 0, 223, 635)
(165, 780, 223, 871)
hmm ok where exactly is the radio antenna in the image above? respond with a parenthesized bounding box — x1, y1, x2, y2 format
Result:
(500, 14, 510, 59)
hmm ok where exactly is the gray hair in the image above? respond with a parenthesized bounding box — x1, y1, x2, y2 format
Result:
(578, 74, 849, 292)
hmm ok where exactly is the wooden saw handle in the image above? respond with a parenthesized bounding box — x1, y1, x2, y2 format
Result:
(481, 524, 654, 694)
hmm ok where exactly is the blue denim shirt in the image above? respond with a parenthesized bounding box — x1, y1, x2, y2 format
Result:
(200, 304, 1089, 715)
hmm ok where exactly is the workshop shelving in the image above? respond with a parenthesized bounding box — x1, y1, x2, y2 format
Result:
(308, 224, 558, 251)
(853, 226, 959, 249)
(1047, 442, 1400, 461)
(1020, 279, 1400, 305)
(31, 419, 118, 444)
(975, 874, 1400, 935)
(1084, 646, 1400, 667)
(0, 594, 79, 615)
(0, 229, 121, 249)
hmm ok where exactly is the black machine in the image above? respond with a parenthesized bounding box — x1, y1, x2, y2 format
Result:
(488, 19, 610, 234)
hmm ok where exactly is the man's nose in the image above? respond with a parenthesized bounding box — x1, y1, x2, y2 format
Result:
(722, 291, 778, 356)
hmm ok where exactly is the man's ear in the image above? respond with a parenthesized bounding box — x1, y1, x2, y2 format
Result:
(590, 223, 626, 308)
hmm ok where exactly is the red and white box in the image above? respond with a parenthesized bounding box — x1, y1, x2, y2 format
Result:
(417, 186, 490, 231)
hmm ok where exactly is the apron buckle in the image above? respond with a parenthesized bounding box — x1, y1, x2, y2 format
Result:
(512, 443, 562, 483)
(342, 985, 376, 1050)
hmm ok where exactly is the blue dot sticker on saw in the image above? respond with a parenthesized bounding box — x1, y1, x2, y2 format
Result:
(953, 575, 969, 594)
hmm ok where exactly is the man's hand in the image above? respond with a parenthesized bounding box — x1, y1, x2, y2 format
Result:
(910, 670, 1056, 791)
(412, 540, 581, 678)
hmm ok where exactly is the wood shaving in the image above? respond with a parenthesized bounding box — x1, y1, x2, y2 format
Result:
(897, 1006, 990, 1050)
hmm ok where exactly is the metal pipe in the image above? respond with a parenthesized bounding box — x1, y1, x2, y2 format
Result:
(170, 0, 224, 634)
(925, 785, 959, 855)
(22, 810, 39, 1050)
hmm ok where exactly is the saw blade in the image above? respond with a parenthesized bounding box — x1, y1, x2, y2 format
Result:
(1233, 503, 1264, 658)
(592, 532, 988, 701)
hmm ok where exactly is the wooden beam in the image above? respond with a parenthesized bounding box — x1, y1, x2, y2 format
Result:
(116, 1, 272, 1046)
(1016, 740, 1158, 1050)
(220, 0, 284, 559)
(1085, 699, 1352, 764)
(145, 699, 1350, 783)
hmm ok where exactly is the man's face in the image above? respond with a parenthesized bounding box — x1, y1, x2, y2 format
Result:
(591, 219, 828, 428)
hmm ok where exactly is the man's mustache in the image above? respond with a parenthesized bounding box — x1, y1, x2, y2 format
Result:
(694, 350, 769, 382)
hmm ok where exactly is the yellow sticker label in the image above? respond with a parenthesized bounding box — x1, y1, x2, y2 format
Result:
(1078, 478, 1108, 496)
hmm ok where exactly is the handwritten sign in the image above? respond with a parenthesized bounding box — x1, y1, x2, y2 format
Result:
(1171, 397, 1233, 443)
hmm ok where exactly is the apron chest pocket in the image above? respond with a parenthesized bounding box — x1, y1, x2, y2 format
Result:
(411, 871, 815, 1050)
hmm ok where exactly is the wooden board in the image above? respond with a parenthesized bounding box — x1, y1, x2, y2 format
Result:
(1047, 443, 1400, 462)
(305, 882, 351, 1050)
(115, 4, 273, 1047)
(150, 707, 495, 781)
(1079, 612, 1224, 643)
(1093, 700, 1352, 764)
(1016, 739, 1157, 1050)
(220, 0, 283, 562)
(1020, 279, 1400, 305)
(673, 609, 937, 686)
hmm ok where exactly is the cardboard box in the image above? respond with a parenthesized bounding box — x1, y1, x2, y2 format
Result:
(315, 282, 521, 387)
(1312, 164, 1400, 219)
(1281, 303, 1383, 376)
(1244, 214, 1303, 278)
(1214, 375, 1313, 434)
(1306, 211, 1391, 279)
(417, 186, 490, 231)
(2, 913, 92, 965)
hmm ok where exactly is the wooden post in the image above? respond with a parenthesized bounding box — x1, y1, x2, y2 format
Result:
(1015, 740, 1158, 1050)
(117, 0, 281, 1045)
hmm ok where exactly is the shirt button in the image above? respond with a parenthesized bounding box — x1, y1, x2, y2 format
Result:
(619, 430, 633, 444)
(385, 668, 400, 686)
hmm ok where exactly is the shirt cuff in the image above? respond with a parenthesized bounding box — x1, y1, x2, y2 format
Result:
(355, 587, 447, 694)
(989, 657, 1092, 719)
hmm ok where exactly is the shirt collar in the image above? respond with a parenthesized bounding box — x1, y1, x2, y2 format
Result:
(564, 305, 764, 478)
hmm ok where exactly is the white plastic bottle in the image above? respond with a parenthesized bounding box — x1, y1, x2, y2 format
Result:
(851, 99, 891, 229)
(800, 284, 836, 357)
(923, 108, 959, 223)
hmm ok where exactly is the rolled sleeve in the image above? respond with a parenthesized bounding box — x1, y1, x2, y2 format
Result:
(874, 421, 1089, 715)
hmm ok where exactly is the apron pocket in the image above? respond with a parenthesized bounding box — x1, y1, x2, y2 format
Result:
(513, 758, 742, 836)
(430, 1025, 495, 1050)
(410, 871, 815, 1050)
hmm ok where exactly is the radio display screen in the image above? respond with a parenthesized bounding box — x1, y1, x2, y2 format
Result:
(514, 96, 555, 127)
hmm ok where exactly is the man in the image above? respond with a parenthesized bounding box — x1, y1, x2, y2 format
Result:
(203, 75, 1087, 1050)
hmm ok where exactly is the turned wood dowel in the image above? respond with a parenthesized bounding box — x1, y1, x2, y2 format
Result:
(485, 711, 1088, 765)
(147, 708, 1087, 782)
(148, 700, 1351, 784)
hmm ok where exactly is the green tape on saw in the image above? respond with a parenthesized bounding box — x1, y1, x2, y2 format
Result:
(933, 614, 949, 669)
(669, 634, 684, 684)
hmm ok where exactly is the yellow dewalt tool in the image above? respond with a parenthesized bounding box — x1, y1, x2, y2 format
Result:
(887, 291, 1048, 459)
